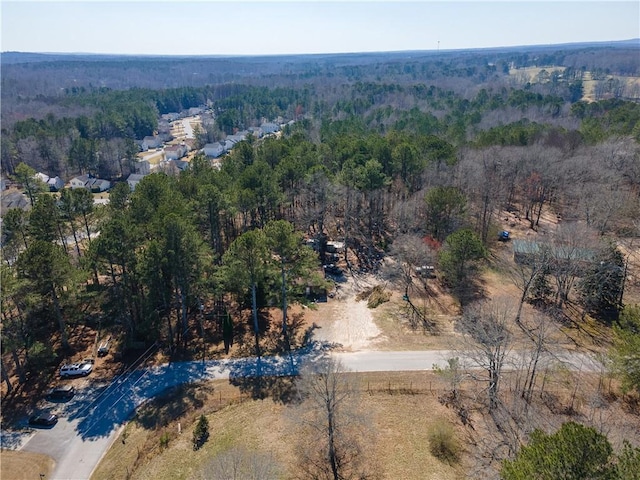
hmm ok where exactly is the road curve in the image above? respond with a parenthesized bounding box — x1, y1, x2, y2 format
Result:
(11, 348, 602, 480)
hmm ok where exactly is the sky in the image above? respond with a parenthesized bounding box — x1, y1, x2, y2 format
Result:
(1, 1, 639, 56)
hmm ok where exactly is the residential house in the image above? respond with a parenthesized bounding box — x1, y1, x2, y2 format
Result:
(127, 173, 147, 191)
(134, 160, 151, 175)
(32, 172, 63, 191)
(203, 142, 225, 158)
(70, 174, 92, 189)
(248, 126, 264, 138)
(1, 191, 30, 211)
(513, 239, 595, 270)
(141, 136, 162, 151)
(35, 172, 50, 184)
(165, 144, 187, 160)
(89, 178, 111, 192)
(69, 174, 110, 192)
(162, 112, 181, 122)
(260, 122, 280, 135)
(159, 159, 189, 176)
(157, 120, 174, 143)
(47, 176, 65, 192)
(260, 122, 280, 134)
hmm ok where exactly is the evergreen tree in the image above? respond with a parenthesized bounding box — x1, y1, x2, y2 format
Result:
(501, 422, 614, 480)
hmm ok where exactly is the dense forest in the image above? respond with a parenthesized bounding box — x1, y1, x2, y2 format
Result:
(1, 40, 640, 478)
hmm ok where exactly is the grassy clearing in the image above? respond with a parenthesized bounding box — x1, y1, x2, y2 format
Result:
(92, 373, 465, 480)
(0, 450, 55, 480)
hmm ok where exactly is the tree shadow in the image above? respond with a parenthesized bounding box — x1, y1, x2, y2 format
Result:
(223, 329, 339, 404)
(133, 383, 207, 430)
(451, 275, 487, 307)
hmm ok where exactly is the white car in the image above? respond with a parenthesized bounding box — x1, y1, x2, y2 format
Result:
(59, 362, 93, 378)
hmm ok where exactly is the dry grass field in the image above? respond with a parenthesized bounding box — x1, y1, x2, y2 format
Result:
(87, 369, 639, 480)
(91, 374, 467, 480)
(0, 450, 55, 480)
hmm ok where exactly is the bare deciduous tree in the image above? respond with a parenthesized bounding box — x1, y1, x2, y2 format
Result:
(549, 222, 598, 309)
(458, 297, 513, 412)
(509, 247, 552, 326)
(292, 358, 378, 480)
(199, 446, 282, 480)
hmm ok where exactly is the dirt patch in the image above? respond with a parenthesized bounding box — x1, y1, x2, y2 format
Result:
(302, 267, 467, 352)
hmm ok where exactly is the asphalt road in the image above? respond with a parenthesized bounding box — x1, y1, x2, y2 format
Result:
(10, 348, 603, 480)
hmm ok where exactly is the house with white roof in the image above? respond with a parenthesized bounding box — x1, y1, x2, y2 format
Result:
(69, 174, 110, 192)
(70, 174, 92, 189)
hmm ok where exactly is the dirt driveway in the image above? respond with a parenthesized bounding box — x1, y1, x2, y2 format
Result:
(305, 274, 386, 351)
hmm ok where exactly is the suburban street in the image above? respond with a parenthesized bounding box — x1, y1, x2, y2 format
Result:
(5, 348, 604, 480)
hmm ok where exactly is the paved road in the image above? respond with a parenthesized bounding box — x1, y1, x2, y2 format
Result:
(8, 348, 603, 480)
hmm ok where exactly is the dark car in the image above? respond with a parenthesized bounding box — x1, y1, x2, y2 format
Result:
(47, 385, 75, 401)
(29, 413, 58, 427)
(323, 264, 343, 276)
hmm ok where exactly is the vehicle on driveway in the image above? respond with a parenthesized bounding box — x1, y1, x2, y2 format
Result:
(47, 385, 75, 400)
(29, 412, 58, 427)
(323, 264, 344, 277)
(97, 336, 111, 357)
(59, 362, 93, 378)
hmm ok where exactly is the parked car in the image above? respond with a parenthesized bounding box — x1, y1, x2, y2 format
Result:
(323, 264, 343, 276)
(97, 336, 111, 357)
(47, 385, 75, 400)
(29, 413, 58, 427)
(59, 362, 93, 378)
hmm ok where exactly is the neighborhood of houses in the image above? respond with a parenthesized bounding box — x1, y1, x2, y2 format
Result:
(1, 106, 289, 216)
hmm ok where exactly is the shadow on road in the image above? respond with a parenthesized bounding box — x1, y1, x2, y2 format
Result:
(46, 337, 339, 440)
(222, 336, 339, 403)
